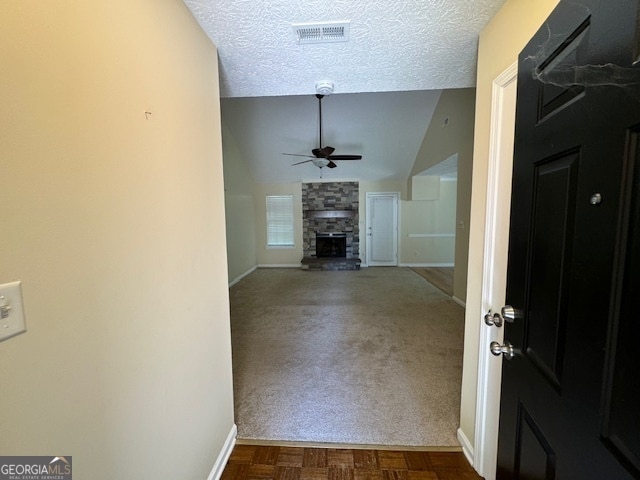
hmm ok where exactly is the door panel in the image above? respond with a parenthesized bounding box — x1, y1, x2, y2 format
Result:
(536, 18, 589, 122)
(516, 405, 556, 480)
(497, 1, 640, 479)
(526, 151, 579, 388)
(601, 127, 640, 476)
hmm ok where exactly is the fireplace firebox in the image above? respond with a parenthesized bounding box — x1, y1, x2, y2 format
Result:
(316, 232, 347, 258)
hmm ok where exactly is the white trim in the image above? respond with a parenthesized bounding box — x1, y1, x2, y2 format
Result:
(206, 424, 237, 480)
(257, 264, 301, 268)
(406, 233, 456, 238)
(457, 427, 474, 467)
(452, 296, 466, 308)
(473, 61, 518, 480)
(400, 262, 454, 268)
(229, 266, 257, 288)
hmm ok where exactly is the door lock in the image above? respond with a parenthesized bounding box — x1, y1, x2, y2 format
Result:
(484, 310, 503, 327)
(490, 341, 515, 360)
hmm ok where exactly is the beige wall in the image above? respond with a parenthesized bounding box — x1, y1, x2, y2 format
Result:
(400, 180, 457, 266)
(458, 0, 561, 451)
(0, 2, 235, 479)
(410, 89, 475, 302)
(254, 183, 304, 266)
(222, 123, 259, 283)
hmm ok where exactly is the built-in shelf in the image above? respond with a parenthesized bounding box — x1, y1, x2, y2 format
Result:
(304, 209, 356, 219)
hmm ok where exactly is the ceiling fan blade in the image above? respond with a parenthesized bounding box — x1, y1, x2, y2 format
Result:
(291, 159, 313, 166)
(327, 161, 337, 168)
(283, 153, 314, 158)
(327, 155, 362, 160)
(319, 146, 335, 157)
(311, 148, 322, 158)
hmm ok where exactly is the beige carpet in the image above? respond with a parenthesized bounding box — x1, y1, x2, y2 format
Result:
(229, 267, 464, 446)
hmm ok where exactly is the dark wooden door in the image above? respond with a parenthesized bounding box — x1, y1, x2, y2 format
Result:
(497, 0, 640, 478)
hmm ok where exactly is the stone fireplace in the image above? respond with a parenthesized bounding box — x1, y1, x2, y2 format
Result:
(301, 182, 360, 270)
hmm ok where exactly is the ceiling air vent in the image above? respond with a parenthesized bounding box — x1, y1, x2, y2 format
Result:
(292, 21, 350, 44)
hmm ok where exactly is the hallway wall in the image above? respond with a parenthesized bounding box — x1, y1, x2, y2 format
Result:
(0, 2, 234, 478)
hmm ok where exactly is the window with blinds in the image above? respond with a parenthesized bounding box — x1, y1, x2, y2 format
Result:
(266, 195, 294, 247)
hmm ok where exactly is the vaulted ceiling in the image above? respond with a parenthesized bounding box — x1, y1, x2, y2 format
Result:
(184, 0, 506, 183)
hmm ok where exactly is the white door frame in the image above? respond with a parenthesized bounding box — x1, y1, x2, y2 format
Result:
(473, 62, 518, 480)
(365, 192, 399, 266)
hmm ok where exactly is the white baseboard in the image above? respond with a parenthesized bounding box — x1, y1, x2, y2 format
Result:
(206, 424, 237, 480)
(452, 296, 466, 308)
(457, 427, 474, 468)
(399, 263, 455, 267)
(229, 266, 257, 288)
(257, 264, 301, 268)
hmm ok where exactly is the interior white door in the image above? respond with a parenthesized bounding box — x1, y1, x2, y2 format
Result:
(366, 192, 398, 266)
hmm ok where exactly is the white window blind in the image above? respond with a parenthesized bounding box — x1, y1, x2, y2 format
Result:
(266, 195, 294, 247)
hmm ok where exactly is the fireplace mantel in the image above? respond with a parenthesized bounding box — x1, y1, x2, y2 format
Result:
(304, 209, 356, 219)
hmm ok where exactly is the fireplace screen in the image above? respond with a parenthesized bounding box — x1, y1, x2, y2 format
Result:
(316, 232, 347, 258)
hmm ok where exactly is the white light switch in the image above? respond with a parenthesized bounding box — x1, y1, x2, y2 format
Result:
(0, 281, 27, 342)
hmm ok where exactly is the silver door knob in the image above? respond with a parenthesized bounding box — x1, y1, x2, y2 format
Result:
(501, 305, 520, 323)
(490, 341, 515, 360)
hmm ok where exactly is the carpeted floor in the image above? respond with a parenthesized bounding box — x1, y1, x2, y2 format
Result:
(229, 267, 465, 446)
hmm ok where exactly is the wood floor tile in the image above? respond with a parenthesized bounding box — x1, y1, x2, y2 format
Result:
(222, 463, 249, 480)
(381, 470, 408, 480)
(328, 467, 354, 480)
(247, 465, 277, 480)
(224, 446, 481, 480)
(328, 449, 355, 468)
(303, 448, 328, 468)
(406, 471, 438, 480)
(275, 466, 301, 480)
(353, 450, 379, 470)
(277, 447, 305, 467)
(253, 446, 281, 466)
(377, 452, 407, 470)
(230, 445, 259, 464)
(426, 452, 475, 472)
(299, 467, 328, 480)
(353, 469, 384, 480)
(402, 452, 433, 471)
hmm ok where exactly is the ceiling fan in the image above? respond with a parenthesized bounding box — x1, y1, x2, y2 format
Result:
(283, 94, 362, 173)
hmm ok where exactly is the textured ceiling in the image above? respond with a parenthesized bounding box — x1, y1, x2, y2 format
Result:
(184, 0, 507, 98)
(184, 0, 506, 183)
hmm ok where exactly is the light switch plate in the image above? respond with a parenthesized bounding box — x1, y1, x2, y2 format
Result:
(0, 281, 27, 342)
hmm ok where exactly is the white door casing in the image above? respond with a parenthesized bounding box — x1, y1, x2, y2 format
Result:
(473, 62, 517, 480)
(365, 192, 399, 266)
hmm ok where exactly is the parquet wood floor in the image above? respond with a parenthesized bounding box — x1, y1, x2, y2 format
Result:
(221, 445, 483, 480)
